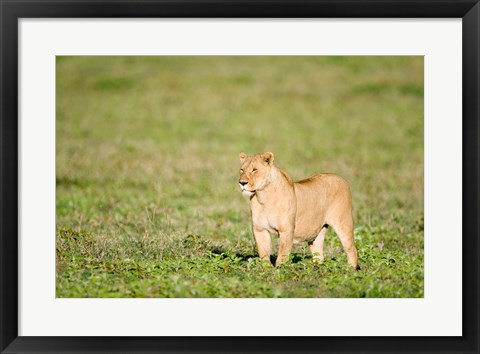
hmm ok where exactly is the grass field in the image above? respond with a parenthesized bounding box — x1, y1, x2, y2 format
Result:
(56, 56, 424, 298)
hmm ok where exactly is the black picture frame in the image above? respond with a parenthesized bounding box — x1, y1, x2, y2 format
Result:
(1, 1, 479, 353)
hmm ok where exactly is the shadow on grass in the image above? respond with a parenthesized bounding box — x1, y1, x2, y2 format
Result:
(209, 248, 312, 266)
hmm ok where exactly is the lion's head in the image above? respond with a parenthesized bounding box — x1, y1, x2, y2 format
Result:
(238, 152, 275, 197)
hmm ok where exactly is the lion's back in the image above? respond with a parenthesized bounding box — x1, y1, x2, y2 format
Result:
(294, 173, 351, 214)
(296, 173, 349, 191)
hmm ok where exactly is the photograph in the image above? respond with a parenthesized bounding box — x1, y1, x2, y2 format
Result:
(55, 56, 424, 298)
(2, 0, 478, 351)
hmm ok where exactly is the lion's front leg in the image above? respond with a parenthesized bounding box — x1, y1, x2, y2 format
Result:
(253, 226, 271, 262)
(275, 229, 294, 267)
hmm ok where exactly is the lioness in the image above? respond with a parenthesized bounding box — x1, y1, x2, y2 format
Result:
(238, 151, 359, 269)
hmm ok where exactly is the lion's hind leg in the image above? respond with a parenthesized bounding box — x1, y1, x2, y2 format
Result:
(309, 225, 328, 262)
(331, 218, 359, 270)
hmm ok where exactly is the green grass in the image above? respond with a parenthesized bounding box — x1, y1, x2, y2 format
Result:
(56, 56, 424, 298)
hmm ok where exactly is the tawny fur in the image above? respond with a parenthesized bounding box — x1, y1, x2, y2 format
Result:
(238, 152, 359, 268)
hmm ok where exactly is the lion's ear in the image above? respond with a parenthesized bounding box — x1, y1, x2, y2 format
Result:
(262, 152, 274, 165)
(239, 152, 248, 163)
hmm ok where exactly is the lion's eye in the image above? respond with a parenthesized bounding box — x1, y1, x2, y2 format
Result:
(240, 169, 244, 173)
(252, 168, 258, 173)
